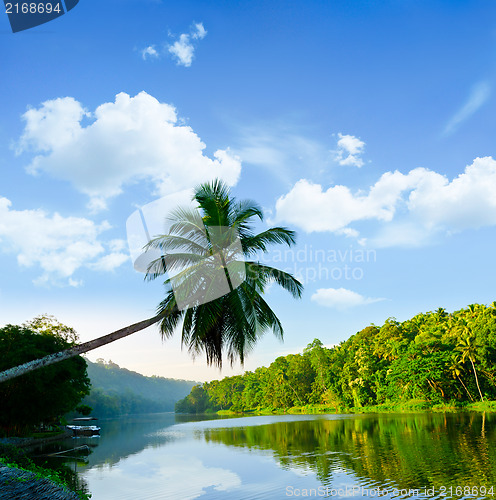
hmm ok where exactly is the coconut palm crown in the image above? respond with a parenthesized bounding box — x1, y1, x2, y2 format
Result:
(146, 179, 303, 368)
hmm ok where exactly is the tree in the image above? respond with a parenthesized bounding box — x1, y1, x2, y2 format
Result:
(146, 180, 303, 367)
(0, 179, 303, 382)
(23, 314, 79, 343)
(448, 355, 474, 402)
(303, 339, 330, 403)
(175, 384, 209, 413)
(0, 324, 90, 435)
(455, 327, 484, 402)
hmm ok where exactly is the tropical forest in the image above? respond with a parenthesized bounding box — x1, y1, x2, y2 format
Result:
(176, 303, 496, 414)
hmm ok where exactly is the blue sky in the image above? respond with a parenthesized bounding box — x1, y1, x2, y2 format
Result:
(2, 0, 496, 381)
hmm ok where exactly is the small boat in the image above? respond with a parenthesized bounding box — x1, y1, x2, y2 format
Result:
(66, 425, 101, 437)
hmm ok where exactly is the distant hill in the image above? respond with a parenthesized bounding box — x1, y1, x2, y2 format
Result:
(80, 359, 197, 417)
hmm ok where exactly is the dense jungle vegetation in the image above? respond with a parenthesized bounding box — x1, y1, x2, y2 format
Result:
(176, 303, 496, 413)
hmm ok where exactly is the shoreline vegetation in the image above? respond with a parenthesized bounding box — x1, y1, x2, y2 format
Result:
(0, 463, 80, 500)
(213, 399, 496, 416)
(0, 442, 89, 500)
(176, 303, 496, 416)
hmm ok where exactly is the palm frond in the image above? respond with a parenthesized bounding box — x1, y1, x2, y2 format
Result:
(194, 179, 232, 227)
(222, 288, 257, 365)
(242, 227, 297, 255)
(245, 262, 303, 299)
(156, 291, 183, 339)
(146, 234, 207, 255)
(231, 199, 264, 237)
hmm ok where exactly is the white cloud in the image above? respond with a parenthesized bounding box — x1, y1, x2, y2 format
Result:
(443, 81, 491, 136)
(108, 239, 127, 252)
(0, 197, 126, 286)
(311, 288, 384, 309)
(140, 23, 207, 67)
(68, 278, 83, 288)
(169, 34, 195, 67)
(192, 22, 207, 40)
(141, 45, 159, 60)
(275, 156, 496, 246)
(17, 92, 241, 211)
(334, 133, 365, 167)
(17, 97, 88, 154)
(274, 175, 402, 233)
(168, 22, 207, 67)
(89, 252, 129, 272)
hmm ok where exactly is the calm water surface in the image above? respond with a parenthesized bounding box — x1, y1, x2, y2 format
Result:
(34, 412, 496, 499)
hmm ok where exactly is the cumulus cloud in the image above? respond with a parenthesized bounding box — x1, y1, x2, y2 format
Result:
(0, 197, 128, 286)
(169, 34, 195, 67)
(334, 133, 365, 167)
(168, 22, 207, 66)
(17, 92, 241, 211)
(311, 288, 384, 309)
(140, 22, 207, 67)
(141, 45, 159, 60)
(191, 22, 207, 40)
(274, 172, 407, 233)
(443, 81, 491, 136)
(17, 97, 88, 154)
(275, 156, 496, 246)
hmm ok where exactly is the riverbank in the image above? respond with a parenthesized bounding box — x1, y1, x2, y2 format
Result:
(0, 430, 72, 448)
(0, 440, 89, 500)
(0, 463, 80, 500)
(215, 399, 496, 416)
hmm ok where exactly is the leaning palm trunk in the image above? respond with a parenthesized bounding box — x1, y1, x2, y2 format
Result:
(457, 374, 475, 402)
(470, 356, 484, 402)
(0, 314, 164, 383)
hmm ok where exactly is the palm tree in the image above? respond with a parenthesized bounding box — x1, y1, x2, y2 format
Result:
(455, 321, 484, 402)
(435, 307, 448, 319)
(448, 355, 474, 402)
(0, 180, 303, 382)
(145, 179, 303, 367)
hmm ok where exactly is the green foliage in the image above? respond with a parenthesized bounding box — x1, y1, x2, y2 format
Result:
(75, 405, 93, 416)
(0, 443, 33, 469)
(175, 385, 209, 413)
(80, 359, 196, 417)
(175, 303, 496, 413)
(0, 443, 90, 499)
(146, 179, 303, 368)
(0, 323, 90, 435)
(23, 314, 79, 344)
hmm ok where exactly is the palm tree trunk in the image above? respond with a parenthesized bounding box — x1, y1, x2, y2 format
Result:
(286, 380, 303, 405)
(0, 313, 164, 384)
(457, 374, 475, 402)
(470, 356, 484, 402)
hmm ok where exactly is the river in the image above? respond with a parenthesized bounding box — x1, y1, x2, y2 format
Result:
(32, 411, 496, 499)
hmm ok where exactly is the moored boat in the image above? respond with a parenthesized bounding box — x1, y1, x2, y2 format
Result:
(66, 424, 100, 437)
(66, 417, 100, 437)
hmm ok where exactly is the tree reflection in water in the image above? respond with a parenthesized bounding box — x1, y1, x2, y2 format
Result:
(197, 412, 496, 492)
